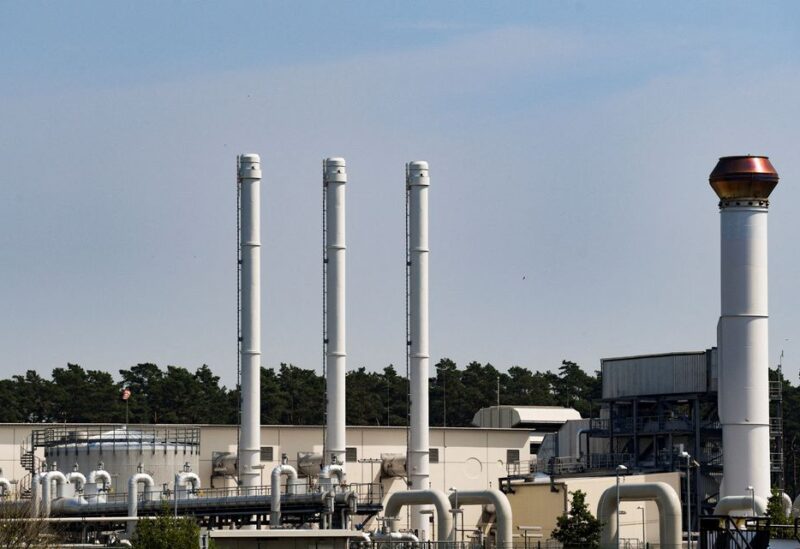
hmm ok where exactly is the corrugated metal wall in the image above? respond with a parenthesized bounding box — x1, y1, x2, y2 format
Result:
(601, 351, 714, 398)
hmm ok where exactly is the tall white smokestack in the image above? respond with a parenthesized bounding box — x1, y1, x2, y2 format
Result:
(238, 154, 262, 489)
(711, 155, 779, 501)
(407, 161, 430, 538)
(324, 157, 347, 468)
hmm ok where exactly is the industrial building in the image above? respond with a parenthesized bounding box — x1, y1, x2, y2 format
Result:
(0, 153, 789, 548)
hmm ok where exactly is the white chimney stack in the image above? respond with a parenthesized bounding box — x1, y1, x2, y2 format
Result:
(407, 161, 431, 538)
(324, 157, 347, 468)
(711, 155, 779, 501)
(238, 154, 262, 489)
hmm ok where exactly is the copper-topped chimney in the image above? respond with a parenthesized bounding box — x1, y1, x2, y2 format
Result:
(710, 155, 779, 503)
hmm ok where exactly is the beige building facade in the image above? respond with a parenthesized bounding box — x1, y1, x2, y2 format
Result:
(505, 471, 681, 546)
(0, 423, 531, 537)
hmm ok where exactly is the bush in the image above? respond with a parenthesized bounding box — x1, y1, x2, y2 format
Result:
(0, 500, 62, 548)
(551, 490, 602, 548)
(767, 488, 791, 539)
(132, 506, 200, 549)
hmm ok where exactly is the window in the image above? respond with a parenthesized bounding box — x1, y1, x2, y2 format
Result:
(346, 447, 358, 462)
(260, 446, 274, 461)
(429, 448, 439, 463)
(506, 449, 520, 464)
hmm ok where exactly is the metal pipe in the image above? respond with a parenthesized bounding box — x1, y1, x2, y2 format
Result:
(0, 516, 146, 523)
(321, 463, 345, 484)
(127, 471, 155, 537)
(780, 491, 792, 516)
(41, 470, 67, 518)
(713, 495, 768, 516)
(371, 532, 420, 542)
(710, 156, 779, 500)
(597, 481, 682, 549)
(448, 489, 513, 549)
(0, 477, 11, 498)
(174, 472, 200, 498)
(30, 470, 45, 518)
(239, 153, 262, 490)
(576, 428, 588, 459)
(87, 468, 111, 503)
(320, 490, 335, 530)
(384, 489, 452, 542)
(270, 463, 298, 527)
(324, 157, 347, 468)
(407, 160, 431, 537)
(66, 471, 86, 496)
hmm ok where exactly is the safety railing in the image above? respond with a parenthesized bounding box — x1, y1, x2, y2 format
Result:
(769, 380, 782, 400)
(699, 516, 771, 549)
(29, 425, 201, 456)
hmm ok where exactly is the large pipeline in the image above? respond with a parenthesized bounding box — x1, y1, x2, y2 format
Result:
(270, 462, 298, 527)
(66, 471, 86, 497)
(30, 470, 45, 518)
(448, 489, 513, 549)
(175, 471, 200, 498)
(714, 495, 768, 516)
(41, 470, 67, 518)
(87, 468, 112, 503)
(597, 481, 682, 549)
(383, 489, 452, 542)
(126, 471, 155, 537)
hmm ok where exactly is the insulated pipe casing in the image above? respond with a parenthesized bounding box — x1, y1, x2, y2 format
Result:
(174, 471, 200, 499)
(66, 471, 86, 498)
(597, 481, 682, 549)
(30, 471, 45, 518)
(0, 477, 12, 499)
(270, 463, 298, 527)
(41, 471, 68, 518)
(383, 489, 452, 542)
(324, 158, 347, 468)
(711, 155, 778, 501)
(239, 154, 262, 489)
(714, 495, 768, 516)
(86, 469, 111, 503)
(407, 161, 431, 538)
(448, 490, 514, 549)
(127, 472, 155, 537)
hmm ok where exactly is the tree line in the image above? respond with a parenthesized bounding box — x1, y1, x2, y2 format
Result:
(5, 359, 800, 495)
(0, 359, 600, 426)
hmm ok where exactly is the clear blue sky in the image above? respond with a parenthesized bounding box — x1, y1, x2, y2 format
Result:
(2, 1, 799, 387)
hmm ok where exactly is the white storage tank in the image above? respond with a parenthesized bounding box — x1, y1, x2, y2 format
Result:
(39, 426, 200, 489)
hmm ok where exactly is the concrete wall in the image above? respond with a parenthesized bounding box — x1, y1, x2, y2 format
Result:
(505, 471, 680, 545)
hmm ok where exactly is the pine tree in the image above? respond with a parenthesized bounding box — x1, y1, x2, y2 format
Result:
(551, 490, 602, 548)
(766, 488, 790, 539)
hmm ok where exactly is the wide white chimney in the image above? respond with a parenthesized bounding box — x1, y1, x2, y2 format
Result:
(324, 157, 347, 468)
(711, 155, 779, 501)
(407, 161, 430, 538)
(238, 154, 262, 489)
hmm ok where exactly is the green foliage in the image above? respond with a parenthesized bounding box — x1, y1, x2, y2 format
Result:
(132, 506, 200, 549)
(0, 358, 603, 425)
(551, 490, 602, 548)
(767, 488, 791, 539)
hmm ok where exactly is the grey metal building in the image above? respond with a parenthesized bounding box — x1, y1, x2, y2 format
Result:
(585, 348, 783, 526)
